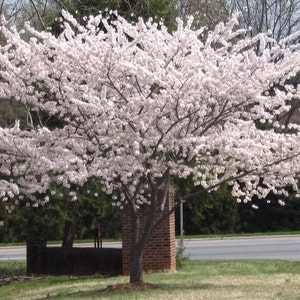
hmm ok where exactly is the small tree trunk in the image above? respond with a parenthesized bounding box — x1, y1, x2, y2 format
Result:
(127, 185, 164, 284)
(130, 244, 144, 284)
(62, 220, 75, 248)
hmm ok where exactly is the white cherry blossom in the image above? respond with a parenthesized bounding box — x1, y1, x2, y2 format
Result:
(0, 12, 299, 283)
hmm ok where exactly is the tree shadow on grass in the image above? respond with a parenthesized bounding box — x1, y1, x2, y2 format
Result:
(34, 282, 157, 299)
(34, 282, 215, 299)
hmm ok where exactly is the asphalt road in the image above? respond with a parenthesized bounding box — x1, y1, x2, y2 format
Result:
(183, 235, 300, 260)
(1, 236, 300, 261)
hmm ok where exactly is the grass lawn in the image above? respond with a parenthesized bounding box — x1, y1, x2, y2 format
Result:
(0, 260, 300, 299)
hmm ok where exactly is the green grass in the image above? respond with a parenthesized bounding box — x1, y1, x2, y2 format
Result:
(0, 260, 26, 277)
(1, 260, 300, 299)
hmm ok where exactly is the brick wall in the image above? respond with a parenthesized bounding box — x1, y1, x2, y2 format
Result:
(121, 187, 176, 275)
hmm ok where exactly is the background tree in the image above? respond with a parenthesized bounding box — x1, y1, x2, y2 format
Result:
(177, 184, 239, 235)
(176, 0, 228, 30)
(0, 182, 121, 243)
(55, 0, 175, 23)
(237, 187, 300, 233)
(0, 1, 56, 30)
(227, 0, 300, 40)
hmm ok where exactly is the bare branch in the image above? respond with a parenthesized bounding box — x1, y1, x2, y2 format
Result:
(29, 0, 46, 30)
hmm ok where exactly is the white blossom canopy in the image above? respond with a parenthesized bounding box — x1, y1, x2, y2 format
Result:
(0, 12, 299, 208)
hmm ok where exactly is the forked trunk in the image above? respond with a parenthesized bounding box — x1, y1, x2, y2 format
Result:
(128, 183, 169, 284)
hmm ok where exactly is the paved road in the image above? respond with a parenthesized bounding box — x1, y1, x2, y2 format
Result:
(1, 236, 300, 261)
(182, 235, 300, 260)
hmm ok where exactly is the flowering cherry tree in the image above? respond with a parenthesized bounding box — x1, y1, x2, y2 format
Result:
(0, 11, 300, 283)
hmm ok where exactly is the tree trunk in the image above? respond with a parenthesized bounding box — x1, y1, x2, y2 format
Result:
(127, 184, 170, 284)
(130, 244, 144, 284)
(62, 220, 75, 248)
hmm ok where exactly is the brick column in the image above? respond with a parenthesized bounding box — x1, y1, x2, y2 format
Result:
(121, 187, 176, 275)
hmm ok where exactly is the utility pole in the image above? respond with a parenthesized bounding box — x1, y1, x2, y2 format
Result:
(180, 199, 184, 242)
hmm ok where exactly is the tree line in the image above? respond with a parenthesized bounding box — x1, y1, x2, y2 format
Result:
(1, 182, 300, 243)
